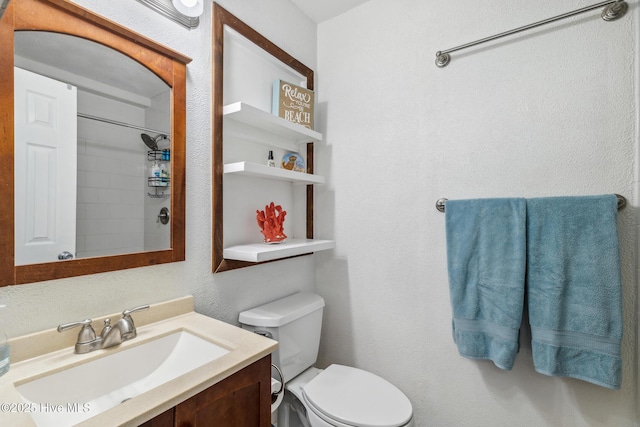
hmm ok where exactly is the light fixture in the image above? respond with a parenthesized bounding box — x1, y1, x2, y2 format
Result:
(172, 0, 203, 18)
(135, 0, 201, 29)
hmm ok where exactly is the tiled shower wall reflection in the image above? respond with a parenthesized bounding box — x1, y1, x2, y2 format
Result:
(76, 91, 146, 258)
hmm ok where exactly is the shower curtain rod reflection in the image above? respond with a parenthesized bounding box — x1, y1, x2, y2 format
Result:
(77, 113, 169, 136)
(435, 195, 627, 213)
(435, 0, 628, 67)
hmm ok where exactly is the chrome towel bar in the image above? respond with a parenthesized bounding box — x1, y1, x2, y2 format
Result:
(436, 194, 627, 213)
(435, 0, 628, 67)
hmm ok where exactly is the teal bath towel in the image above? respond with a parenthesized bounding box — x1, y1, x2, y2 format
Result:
(526, 195, 623, 389)
(445, 198, 527, 370)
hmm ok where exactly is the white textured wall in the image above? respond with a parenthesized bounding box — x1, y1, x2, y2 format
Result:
(1, 0, 318, 338)
(315, 0, 638, 425)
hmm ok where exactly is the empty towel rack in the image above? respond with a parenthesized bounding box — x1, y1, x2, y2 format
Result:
(435, 195, 627, 213)
(435, 0, 628, 67)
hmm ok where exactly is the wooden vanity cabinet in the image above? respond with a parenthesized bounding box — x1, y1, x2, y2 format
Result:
(140, 409, 174, 427)
(139, 355, 272, 427)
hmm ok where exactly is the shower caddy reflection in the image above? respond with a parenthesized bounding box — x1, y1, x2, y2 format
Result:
(147, 148, 171, 198)
(142, 133, 171, 199)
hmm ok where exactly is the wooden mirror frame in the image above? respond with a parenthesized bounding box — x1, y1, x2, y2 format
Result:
(212, 3, 315, 273)
(0, 0, 191, 286)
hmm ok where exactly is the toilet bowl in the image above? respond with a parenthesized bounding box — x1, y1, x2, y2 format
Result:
(286, 365, 413, 427)
(239, 292, 413, 427)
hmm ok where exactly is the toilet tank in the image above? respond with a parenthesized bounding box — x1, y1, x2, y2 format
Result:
(239, 292, 325, 383)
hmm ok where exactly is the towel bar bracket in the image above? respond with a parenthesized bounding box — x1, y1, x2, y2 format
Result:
(602, 1, 628, 21)
(436, 195, 626, 213)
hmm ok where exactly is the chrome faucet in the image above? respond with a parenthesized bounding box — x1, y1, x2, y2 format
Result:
(57, 305, 150, 354)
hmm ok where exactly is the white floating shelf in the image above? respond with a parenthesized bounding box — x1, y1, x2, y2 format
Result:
(223, 102, 322, 151)
(224, 238, 335, 263)
(224, 161, 325, 185)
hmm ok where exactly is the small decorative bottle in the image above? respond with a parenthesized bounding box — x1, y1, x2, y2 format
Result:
(159, 163, 169, 186)
(267, 150, 276, 167)
(150, 161, 160, 185)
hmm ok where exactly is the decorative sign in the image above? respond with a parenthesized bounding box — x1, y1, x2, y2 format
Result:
(272, 79, 314, 129)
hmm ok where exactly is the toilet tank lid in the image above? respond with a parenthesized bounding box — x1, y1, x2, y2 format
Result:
(239, 292, 325, 327)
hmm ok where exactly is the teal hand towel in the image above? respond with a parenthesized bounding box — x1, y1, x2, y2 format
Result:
(445, 198, 527, 370)
(526, 195, 623, 389)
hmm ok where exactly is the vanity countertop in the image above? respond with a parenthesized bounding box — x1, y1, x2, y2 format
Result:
(0, 296, 277, 426)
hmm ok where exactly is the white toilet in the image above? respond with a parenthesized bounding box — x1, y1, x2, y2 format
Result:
(239, 292, 414, 427)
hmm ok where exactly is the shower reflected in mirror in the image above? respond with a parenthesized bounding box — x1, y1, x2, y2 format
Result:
(14, 31, 172, 265)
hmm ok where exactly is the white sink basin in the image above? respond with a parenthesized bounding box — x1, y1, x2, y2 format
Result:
(16, 331, 230, 426)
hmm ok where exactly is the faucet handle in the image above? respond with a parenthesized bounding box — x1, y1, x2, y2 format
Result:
(122, 305, 150, 318)
(57, 319, 96, 343)
(120, 305, 149, 340)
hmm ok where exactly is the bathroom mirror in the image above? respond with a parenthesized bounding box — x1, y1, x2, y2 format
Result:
(0, 0, 191, 285)
(15, 31, 173, 265)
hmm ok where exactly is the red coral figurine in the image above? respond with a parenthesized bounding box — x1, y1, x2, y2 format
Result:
(256, 202, 287, 243)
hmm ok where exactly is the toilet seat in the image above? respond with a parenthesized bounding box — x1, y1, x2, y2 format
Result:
(301, 364, 412, 427)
